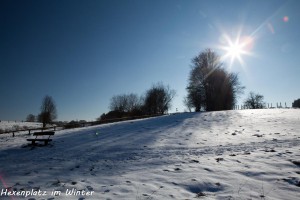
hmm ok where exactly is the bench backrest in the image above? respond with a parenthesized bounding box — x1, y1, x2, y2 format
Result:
(33, 131, 55, 136)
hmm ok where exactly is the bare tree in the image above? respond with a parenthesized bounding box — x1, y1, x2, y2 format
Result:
(109, 93, 142, 113)
(244, 92, 265, 109)
(144, 83, 176, 115)
(109, 95, 127, 112)
(39, 95, 57, 127)
(26, 114, 35, 122)
(186, 49, 244, 111)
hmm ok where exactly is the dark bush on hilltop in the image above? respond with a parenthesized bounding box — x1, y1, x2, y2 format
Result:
(244, 92, 265, 109)
(186, 49, 244, 112)
(292, 98, 300, 108)
(100, 110, 126, 120)
(64, 120, 82, 129)
(26, 114, 35, 122)
(144, 83, 176, 115)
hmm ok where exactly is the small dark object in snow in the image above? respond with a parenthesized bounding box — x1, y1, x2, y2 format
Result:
(71, 181, 77, 185)
(204, 168, 212, 171)
(86, 186, 93, 191)
(191, 159, 199, 163)
(229, 154, 236, 156)
(232, 133, 236, 135)
(253, 134, 263, 137)
(265, 149, 276, 152)
(196, 192, 206, 197)
(292, 160, 300, 167)
(174, 167, 181, 171)
(216, 158, 224, 162)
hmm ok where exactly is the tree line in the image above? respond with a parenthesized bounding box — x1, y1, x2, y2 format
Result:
(25, 48, 298, 126)
(99, 82, 176, 121)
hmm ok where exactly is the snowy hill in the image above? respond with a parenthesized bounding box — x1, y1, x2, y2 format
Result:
(0, 109, 299, 199)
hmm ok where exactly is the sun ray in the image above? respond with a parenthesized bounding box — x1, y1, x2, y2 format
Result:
(218, 31, 254, 70)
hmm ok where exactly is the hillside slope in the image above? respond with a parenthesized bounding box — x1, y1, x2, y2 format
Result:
(0, 109, 299, 199)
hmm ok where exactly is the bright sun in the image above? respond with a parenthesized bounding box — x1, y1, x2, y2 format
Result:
(220, 34, 254, 67)
(227, 42, 243, 58)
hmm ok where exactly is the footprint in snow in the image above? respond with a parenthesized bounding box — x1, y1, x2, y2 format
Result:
(71, 181, 77, 185)
(291, 160, 300, 167)
(264, 149, 276, 152)
(215, 158, 224, 162)
(282, 177, 300, 187)
(252, 134, 263, 137)
(86, 186, 93, 191)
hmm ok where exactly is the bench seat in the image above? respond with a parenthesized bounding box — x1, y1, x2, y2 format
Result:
(27, 131, 55, 145)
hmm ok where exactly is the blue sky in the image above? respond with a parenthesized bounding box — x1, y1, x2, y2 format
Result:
(1, 0, 299, 121)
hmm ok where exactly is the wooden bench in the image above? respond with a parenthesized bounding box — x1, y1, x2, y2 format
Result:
(27, 131, 55, 145)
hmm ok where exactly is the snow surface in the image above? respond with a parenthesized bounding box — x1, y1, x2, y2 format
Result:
(0, 109, 299, 199)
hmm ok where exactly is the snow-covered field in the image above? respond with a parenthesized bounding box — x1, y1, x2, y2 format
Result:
(0, 121, 43, 133)
(0, 109, 299, 199)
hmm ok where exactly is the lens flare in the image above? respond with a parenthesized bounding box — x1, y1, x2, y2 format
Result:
(219, 33, 254, 68)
